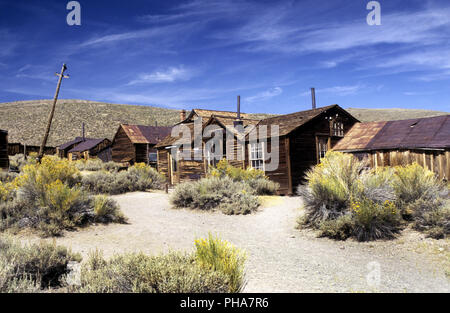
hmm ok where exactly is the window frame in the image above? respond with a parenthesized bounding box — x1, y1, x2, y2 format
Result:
(248, 141, 265, 172)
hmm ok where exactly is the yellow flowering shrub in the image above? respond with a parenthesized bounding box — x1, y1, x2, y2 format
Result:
(209, 159, 266, 181)
(194, 233, 246, 292)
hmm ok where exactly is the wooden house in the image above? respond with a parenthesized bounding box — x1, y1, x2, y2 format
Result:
(67, 138, 112, 162)
(333, 115, 450, 180)
(57, 137, 85, 158)
(111, 124, 172, 166)
(156, 105, 358, 194)
(8, 143, 56, 156)
(0, 130, 9, 170)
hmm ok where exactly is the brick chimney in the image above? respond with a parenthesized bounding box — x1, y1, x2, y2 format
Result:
(180, 109, 186, 122)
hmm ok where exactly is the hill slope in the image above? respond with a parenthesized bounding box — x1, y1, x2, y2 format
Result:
(346, 108, 448, 122)
(0, 99, 447, 147)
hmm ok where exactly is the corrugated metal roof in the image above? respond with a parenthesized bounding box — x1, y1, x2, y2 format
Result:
(68, 138, 110, 153)
(121, 124, 172, 144)
(334, 115, 450, 151)
(332, 122, 386, 151)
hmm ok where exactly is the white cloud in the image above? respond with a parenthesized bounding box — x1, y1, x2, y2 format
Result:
(245, 87, 283, 102)
(301, 85, 363, 97)
(127, 66, 195, 85)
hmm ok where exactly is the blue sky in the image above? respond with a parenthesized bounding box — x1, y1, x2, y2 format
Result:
(0, 0, 449, 114)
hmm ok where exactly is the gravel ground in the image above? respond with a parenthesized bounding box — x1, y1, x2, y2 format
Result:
(17, 191, 449, 293)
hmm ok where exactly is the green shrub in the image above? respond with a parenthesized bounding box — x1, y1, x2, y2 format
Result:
(81, 163, 164, 195)
(73, 251, 229, 293)
(247, 177, 279, 195)
(351, 199, 402, 241)
(93, 195, 127, 224)
(75, 159, 121, 172)
(298, 151, 368, 227)
(75, 159, 104, 171)
(392, 163, 445, 216)
(318, 214, 354, 240)
(171, 177, 259, 214)
(209, 159, 278, 195)
(410, 198, 450, 239)
(194, 233, 246, 292)
(0, 236, 81, 291)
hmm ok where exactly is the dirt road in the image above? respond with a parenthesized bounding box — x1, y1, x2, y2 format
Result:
(18, 192, 449, 292)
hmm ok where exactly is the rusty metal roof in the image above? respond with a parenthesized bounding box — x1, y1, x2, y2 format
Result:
(334, 115, 450, 151)
(121, 124, 172, 144)
(332, 122, 387, 151)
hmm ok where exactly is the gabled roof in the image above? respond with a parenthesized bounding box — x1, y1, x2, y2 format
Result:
(119, 124, 172, 144)
(155, 122, 197, 148)
(68, 138, 110, 153)
(257, 104, 356, 137)
(58, 137, 85, 150)
(333, 115, 450, 151)
(178, 108, 250, 124)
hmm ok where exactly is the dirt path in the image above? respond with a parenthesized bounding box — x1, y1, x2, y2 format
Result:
(17, 192, 449, 292)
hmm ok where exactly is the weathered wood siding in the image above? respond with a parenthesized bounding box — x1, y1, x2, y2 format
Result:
(8, 144, 55, 156)
(364, 149, 450, 180)
(157, 149, 169, 179)
(263, 137, 292, 195)
(112, 126, 135, 163)
(0, 131, 8, 170)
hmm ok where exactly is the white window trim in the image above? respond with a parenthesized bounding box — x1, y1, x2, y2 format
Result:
(248, 141, 265, 172)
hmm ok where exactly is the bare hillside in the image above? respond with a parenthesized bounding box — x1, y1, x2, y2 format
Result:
(0, 99, 447, 147)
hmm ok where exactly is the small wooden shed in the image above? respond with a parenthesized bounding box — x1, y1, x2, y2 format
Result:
(111, 124, 171, 166)
(57, 137, 85, 158)
(0, 129, 9, 170)
(68, 138, 112, 162)
(333, 115, 450, 180)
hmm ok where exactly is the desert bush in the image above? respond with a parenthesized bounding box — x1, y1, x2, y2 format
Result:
(298, 151, 368, 227)
(209, 159, 266, 181)
(81, 163, 164, 195)
(0, 171, 18, 183)
(247, 177, 279, 195)
(410, 198, 450, 239)
(318, 214, 354, 240)
(75, 159, 121, 172)
(0, 236, 81, 291)
(351, 199, 402, 241)
(75, 159, 104, 171)
(93, 195, 127, 223)
(392, 163, 446, 217)
(194, 233, 246, 292)
(171, 177, 259, 214)
(298, 152, 404, 241)
(209, 159, 278, 195)
(8, 154, 35, 172)
(73, 251, 229, 293)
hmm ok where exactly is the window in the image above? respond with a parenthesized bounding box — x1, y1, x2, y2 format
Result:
(148, 152, 157, 163)
(332, 121, 344, 137)
(249, 142, 264, 171)
(318, 137, 328, 160)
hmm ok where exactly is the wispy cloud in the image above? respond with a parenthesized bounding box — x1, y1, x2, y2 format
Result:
(127, 66, 196, 85)
(245, 87, 282, 102)
(301, 85, 364, 97)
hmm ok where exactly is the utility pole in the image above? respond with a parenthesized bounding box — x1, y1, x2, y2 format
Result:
(38, 63, 69, 161)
